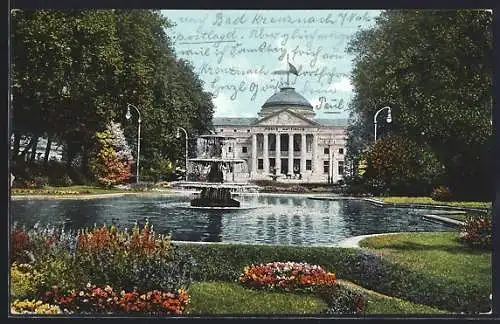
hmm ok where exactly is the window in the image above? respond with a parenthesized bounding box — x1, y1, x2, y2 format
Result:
(234, 129, 237, 132)
(323, 161, 329, 174)
(242, 146, 248, 153)
(324, 147, 330, 155)
(338, 161, 344, 176)
(247, 129, 250, 132)
(306, 160, 312, 170)
(258, 159, 263, 170)
(339, 148, 344, 155)
(220, 129, 224, 132)
(228, 146, 232, 152)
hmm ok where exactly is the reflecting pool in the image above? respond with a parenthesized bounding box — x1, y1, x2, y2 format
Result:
(10, 194, 452, 246)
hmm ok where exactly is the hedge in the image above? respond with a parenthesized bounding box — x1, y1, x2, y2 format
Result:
(175, 243, 490, 313)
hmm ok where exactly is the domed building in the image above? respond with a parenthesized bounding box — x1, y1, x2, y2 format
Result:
(212, 86, 348, 183)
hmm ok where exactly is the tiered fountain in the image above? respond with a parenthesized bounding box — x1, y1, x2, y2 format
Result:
(173, 134, 259, 208)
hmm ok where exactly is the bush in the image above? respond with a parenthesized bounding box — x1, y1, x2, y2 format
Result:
(11, 299, 62, 315)
(10, 263, 44, 300)
(32, 176, 49, 189)
(129, 182, 155, 191)
(460, 213, 492, 249)
(431, 186, 453, 202)
(50, 174, 73, 187)
(364, 136, 445, 196)
(317, 284, 366, 315)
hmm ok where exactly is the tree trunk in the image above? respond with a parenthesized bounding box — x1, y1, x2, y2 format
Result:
(12, 132, 21, 157)
(44, 136, 52, 165)
(30, 136, 39, 162)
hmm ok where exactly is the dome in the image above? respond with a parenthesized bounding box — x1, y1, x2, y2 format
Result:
(261, 87, 313, 109)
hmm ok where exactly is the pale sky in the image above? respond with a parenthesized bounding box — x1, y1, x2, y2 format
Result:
(161, 10, 381, 119)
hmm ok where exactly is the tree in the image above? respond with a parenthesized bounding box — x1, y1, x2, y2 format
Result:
(88, 123, 131, 187)
(346, 9, 492, 199)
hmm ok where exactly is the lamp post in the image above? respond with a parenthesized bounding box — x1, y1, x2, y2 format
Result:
(176, 127, 188, 181)
(126, 104, 142, 183)
(374, 106, 392, 142)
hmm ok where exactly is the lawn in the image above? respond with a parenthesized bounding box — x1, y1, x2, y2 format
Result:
(10, 185, 169, 196)
(379, 196, 491, 209)
(186, 281, 446, 315)
(186, 282, 328, 315)
(359, 232, 492, 292)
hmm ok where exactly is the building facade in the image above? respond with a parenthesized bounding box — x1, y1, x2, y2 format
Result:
(212, 87, 348, 183)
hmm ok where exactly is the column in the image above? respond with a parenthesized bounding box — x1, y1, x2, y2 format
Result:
(312, 133, 318, 176)
(301, 133, 306, 175)
(251, 133, 257, 176)
(275, 133, 281, 174)
(288, 133, 293, 176)
(263, 133, 269, 174)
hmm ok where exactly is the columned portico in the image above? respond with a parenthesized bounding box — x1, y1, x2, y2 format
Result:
(251, 134, 257, 175)
(275, 132, 281, 174)
(263, 133, 269, 173)
(301, 133, 307, 175)
(288, 133, 293, 176)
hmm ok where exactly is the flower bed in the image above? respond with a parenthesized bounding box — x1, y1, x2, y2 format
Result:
(10, 222, 193, 316)
(239, 262, 337, 293)
(42, 283, 189, 315)
(11, 188, 88, 195)
(11, 300, 62, 315)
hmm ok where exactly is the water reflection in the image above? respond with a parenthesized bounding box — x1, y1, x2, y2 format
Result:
(10, 195, 452, 246)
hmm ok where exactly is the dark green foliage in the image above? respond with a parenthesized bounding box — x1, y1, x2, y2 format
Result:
(346, 10, 492, 200)
(363, 136, 445, 195)
(317, 284, 366, 315)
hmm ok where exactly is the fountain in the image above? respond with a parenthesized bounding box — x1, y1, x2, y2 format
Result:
(172, 134, 259, 209)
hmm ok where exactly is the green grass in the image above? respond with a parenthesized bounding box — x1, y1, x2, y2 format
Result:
(186, 282, 328, 315)
(11, 185, 168, 195)
(359, 232, 492, 289)
(379, 196, 491, 209)
(337, 281, 446, 314)
(186, 281, 447, 315)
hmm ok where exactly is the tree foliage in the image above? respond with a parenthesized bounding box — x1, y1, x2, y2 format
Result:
(10, 9, 215, 184)
(364, 136, 445, 196)
(346, 9, 492, 199)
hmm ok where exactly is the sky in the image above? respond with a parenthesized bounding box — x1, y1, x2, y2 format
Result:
(161, 10, 381, 119)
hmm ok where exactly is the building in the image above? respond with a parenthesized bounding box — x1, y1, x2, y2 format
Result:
(212, 86, 348, 183)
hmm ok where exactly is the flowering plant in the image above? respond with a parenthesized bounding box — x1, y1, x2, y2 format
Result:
(43, 283, 189, 315)
(11, 299, 62, 315)
(239, 261, 336, 293)
(460, 214, 491, 249)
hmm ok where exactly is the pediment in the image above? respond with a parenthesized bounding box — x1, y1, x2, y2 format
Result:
(255, 110, 317, 126)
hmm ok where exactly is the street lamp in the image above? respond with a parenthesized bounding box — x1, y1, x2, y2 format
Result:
(374, 106, 392, 142)
(176, 127, 188, 181)
(126, 104, 142, 183)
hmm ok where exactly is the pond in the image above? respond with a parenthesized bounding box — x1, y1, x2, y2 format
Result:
(10, 194, 453, 246)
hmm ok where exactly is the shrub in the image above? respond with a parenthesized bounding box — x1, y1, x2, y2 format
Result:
(73, 222, 191, 292)
(11, 227, 32, 264)
(460, 214, 492, 249)
(239, 261, 336, 293)
(32, 176, 49, 189)
(43, 283, 189, 315)
(316, 284, 366, 315)
(10, 263, 44, 300)
(11, 299, 62, 315)
(431, 186, 453, 202)
(364, 136, 445, 196)
(129, 182, 155, 191)
(50, 174, 73, 187)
